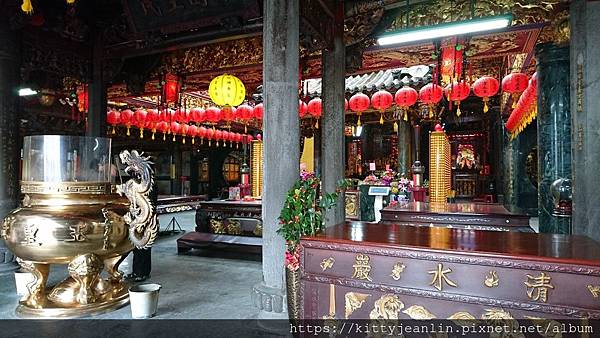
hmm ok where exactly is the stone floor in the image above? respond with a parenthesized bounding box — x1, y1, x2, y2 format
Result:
(0, 211, 263, 319)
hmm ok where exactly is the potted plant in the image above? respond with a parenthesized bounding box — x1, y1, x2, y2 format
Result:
(277, 172, 347, 319)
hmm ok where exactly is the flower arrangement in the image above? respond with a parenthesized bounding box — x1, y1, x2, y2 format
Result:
(398, 176, 414, 193)
(380, 169, 396, 186)
(362, 174, 379, 185)
(277, 172, 348, 271)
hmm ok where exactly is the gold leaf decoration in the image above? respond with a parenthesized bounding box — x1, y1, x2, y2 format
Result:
(482, 308, 514, 320)
(403, 305, 437, 319)
(344, 292, 370, 319)
(369, 294, 404, 320)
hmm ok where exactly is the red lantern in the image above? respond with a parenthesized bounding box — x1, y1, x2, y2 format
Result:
(134, 109, 148, 138)
(307, 98, 321, 117)
(162, 73, 181, 104)
(419, 84, 444, 118)
(299, 100, 308, 118)
(156, 121, 169, 140)
(214, 129, 223, 146)
(502, 72, 529, 108)
(146, 109, 159, 139)
(371, 90, 393, 125)
(205, 128, 215, 146)
(529, 72, 538, 89)
(246, 134, 254, 143)
(188, 125, 198, 144)
(307, 98, 322, 128)
(190, 107, 205, 123)
(472, 76, 500, 113)
(394, 87, 418, 122)
(120, 109, 134, 136)
(349, 92, 370, 126)
(222, 106, 236, 122)
(107, 110, 120, 134)
(180, 124, 190, 144)
(237, 104, 253, 120)
(205, 106, 221, 123)
(444, 81, 470, 116)
(344, 98, 349, 111)
(170, 121, 181, 141)
(440, 41, 463, 84)
(253, 103, 263, 120)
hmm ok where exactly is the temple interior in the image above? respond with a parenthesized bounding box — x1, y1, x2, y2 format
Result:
(1, 0, 599, 336)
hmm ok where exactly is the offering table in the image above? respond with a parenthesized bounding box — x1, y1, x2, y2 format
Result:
(300, 222, 600, 320)
(177, 200, 262, 252)
(380, 202, 531, 232)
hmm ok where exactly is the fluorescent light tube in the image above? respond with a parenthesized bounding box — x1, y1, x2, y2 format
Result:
(377, 15, 512, 46)
(18, 88, 38, 96)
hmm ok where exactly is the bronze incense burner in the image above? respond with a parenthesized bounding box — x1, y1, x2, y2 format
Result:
(1, 135, 158, 317)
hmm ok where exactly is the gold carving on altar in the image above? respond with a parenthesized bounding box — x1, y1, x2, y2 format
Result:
(226, 220, 242, 235)
(344, 292, 370, 319)
(352, 254, 373, 282)
(320, 257, 335, 271)
(587, 285, 600, 298)
(484, 270, 500, 288)
(428, 263, 457, 291)
(345, 193, 358, 218)
(369, 294, 404, 319)
(448, 311, 476, 327)
(209, 219, 226, 234)
(482, 308, 514, 320)
(403, 305, 436, 319)
(524, 272, 554, 303)
(390, 262, 406, 281)
(323, 284, 336, 320)
(252, 222, 262, 236)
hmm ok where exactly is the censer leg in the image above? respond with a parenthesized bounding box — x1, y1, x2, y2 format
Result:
(17, 259, 49, 309)
(68, 254, 104, 305)
(104, 255, 124, 283)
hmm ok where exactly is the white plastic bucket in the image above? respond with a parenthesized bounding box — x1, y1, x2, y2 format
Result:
(14, 271, 35, 296)
(129, 283, 161, 318)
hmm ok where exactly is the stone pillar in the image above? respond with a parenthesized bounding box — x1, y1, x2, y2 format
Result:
(87, 32, 107, 137)
(321, 1, 345, 227)
(252, 0, 299, 319)
(397, 121, 411, 175)
(0, 19, 20, 273)
(570, 0, 600, 242)
(536, 43, 572, 234)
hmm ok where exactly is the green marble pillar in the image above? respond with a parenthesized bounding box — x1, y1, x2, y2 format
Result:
(536, 43, 572, 234)
(397, 121, 411, 176)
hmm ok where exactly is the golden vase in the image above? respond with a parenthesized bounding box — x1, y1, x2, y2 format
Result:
(1, 135, 158, 318)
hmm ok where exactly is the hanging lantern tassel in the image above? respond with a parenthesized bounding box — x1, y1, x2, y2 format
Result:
(456, 102, 462, 117)
(111, 126, 116, 134)
(140, 128, 144, 139)
(512, 93, 518, 109)
(208, 139, 212, 146)
(21, 0, 33, 14)
(379, 112, 384, 125)
(201, 138, 204, 145)
(357, 113, 362, 127)
(151, 129, 156, 140)
(162, 132, 166, 141)
(236, 142, 239, 149)
(393, 121, 398, 132)
(244, 124, 247, 133)
(172, 134, 176, 142)
(428, 104, 434, 119)
(483, 97, 489, 113)
(403, 109, 408, 122)
(315, 118, 319, 129)
(126, 126, 131, 136)
(182, 136, 186, 144)
(192, 137, 195, 145)
(217, 140, 220, 147)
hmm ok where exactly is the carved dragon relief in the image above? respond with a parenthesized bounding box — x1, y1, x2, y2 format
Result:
(116, 150, 159, 249)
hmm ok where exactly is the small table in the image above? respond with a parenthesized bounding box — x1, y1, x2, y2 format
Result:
(380, 201, 531, 232)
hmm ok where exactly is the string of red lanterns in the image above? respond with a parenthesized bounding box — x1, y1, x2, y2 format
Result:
(505, 72, 537, 138)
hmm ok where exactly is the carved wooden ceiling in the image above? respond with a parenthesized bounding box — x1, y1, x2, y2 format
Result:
(10, 0, 568, 104)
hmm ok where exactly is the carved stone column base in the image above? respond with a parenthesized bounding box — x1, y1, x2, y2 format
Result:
(252, 282, 288, 334)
